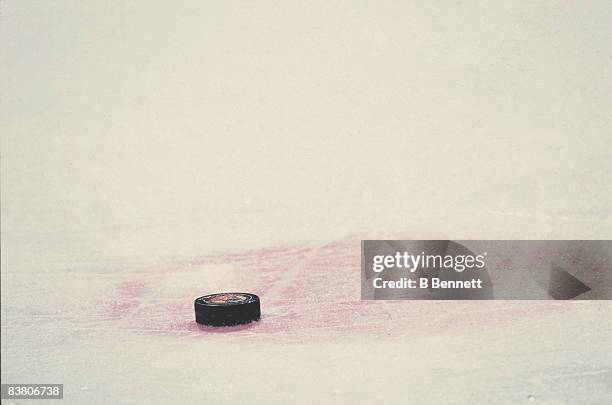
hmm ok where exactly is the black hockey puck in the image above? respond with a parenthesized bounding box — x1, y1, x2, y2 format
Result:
(194, 292, 261, 326)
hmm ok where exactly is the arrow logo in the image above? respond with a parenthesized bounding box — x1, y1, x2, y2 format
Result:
(548, 262, 591, 300)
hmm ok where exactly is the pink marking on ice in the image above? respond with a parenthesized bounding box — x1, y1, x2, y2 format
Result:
(116, 281, 149, 298)
(107, 280, 150, 317)
(100, 239, 570, 339)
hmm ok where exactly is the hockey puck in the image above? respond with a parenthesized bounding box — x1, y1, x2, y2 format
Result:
(194, 292, 261, 326)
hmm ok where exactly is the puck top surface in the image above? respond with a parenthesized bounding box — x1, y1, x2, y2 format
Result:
(196, 292, 257, 306)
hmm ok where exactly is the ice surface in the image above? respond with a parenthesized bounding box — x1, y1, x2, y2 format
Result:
(2, 235, 612, 404)
(2, 1, 612, 403)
